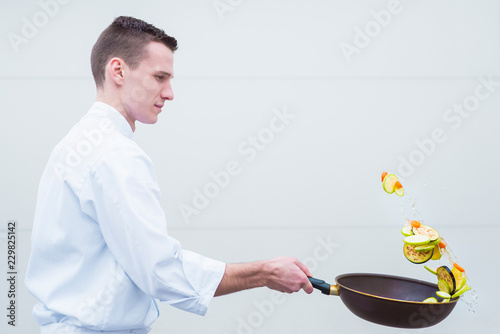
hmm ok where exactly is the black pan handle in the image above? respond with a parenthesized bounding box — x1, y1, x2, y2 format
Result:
(308, 277, 338, 295)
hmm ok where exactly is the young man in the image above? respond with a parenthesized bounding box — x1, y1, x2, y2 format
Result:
(25, 16, 313, 333)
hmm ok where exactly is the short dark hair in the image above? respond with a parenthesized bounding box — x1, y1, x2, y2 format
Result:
(90, 16, 178, 88)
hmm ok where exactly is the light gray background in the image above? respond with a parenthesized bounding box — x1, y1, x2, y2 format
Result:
(1, 0, 499, 333)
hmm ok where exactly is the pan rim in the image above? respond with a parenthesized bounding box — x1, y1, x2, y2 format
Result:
(335, 272, 460, 305)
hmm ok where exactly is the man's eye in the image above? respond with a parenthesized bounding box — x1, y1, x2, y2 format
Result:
(155, 75, 164, 81)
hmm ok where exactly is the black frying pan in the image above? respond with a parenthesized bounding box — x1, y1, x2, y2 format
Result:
(309, 273, 459, 328)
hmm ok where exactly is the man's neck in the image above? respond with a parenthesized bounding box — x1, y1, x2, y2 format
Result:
(95, 90, 136, 132)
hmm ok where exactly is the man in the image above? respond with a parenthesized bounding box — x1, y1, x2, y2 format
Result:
(25, 16, 313, 333)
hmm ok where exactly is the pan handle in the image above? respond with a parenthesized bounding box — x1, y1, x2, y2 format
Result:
(308, 277, 339, 296)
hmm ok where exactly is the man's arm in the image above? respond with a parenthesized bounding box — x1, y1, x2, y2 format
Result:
(214, 257, 314, 296)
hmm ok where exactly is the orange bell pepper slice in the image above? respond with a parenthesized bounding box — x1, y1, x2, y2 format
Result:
(381, 171, 388, 182)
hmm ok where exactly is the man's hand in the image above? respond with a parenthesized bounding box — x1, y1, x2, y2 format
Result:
(214, 257, 313, 296)
(262, 257, 314, 294)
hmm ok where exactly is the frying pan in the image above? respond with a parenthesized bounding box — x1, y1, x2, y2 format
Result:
(308, 273, 459, 328)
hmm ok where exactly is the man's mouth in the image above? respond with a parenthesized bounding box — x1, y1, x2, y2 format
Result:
(154, 104, 163, 112)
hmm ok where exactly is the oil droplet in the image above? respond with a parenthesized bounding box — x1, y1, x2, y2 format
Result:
(460, 289, 478, 314)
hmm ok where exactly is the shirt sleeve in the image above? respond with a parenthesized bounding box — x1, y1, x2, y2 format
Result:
(80, 140, 225, 316)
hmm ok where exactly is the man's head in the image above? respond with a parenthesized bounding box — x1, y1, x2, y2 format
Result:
(91, 16, 177, 88)
(91, 16, 177, 131)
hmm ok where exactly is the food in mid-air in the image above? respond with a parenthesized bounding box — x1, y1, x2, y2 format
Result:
(381, 171, 471, 303)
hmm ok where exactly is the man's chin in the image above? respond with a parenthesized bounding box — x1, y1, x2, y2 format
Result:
(141, 115, 158, 125)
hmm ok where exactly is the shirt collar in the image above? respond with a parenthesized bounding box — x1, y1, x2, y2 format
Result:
(88, 102, 134, 139)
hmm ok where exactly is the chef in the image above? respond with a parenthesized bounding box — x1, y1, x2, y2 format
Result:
(25, 16, 313, 334)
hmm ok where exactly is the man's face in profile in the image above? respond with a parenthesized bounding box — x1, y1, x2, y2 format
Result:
(119, 41, 175, 126)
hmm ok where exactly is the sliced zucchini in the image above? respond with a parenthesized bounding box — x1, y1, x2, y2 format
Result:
(404, 234, 431, 246)
(441, 298, 450, 303)
(401, 226, 413, 237)
(383, 174, 398, 194)
(423, 297, 438, 303)
(425, 265, 437, 275)
(436, 291, 451, 299)
(451, 285, 471, 298)
(412, 224, 440, 243)
(415, 244, 435, 252)
(429, 237, 441, 246)
(403, 243, 433, 264)
(438, 279, 451, 294)
(437, 266, 456, 294)
(395, 184, 404, 197)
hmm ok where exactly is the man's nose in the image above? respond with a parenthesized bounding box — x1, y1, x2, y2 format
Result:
(161, 83, 174, 101)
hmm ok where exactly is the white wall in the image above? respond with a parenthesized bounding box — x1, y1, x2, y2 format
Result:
(0, 0, 499, 333)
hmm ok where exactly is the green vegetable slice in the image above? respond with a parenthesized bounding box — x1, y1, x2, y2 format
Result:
(401, 226, 413, 237)
(415, 244, 435, 252)
(428, 237, 441, 246)
(383, 174, 398, 194)
(451, 285, 471, 298)
(403, 235, 431, 246)
(423, 297, 438, 303)
(395, 185, 404, 197)
(436, 291, 451, 299)
(425, 265, 437, 275)
(438, 279, 451, 294)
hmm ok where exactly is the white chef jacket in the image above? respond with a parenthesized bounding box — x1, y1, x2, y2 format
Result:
(25, 102, 225, 333)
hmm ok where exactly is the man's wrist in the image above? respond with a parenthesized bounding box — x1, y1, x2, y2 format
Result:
(254, 260, 271, 289)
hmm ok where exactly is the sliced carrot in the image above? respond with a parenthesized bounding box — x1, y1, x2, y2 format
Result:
(439, 239, 447, 249)
(410, 220, 421, 228)
(381, 171, 388, 182)
(395, 181, 403, 189)
(453, 263, 465, 272)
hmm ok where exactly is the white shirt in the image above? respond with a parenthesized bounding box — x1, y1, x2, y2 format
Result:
(26, 102, 225, 333)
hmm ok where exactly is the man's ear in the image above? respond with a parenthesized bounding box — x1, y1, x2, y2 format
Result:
(107, 58, 126, 86)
